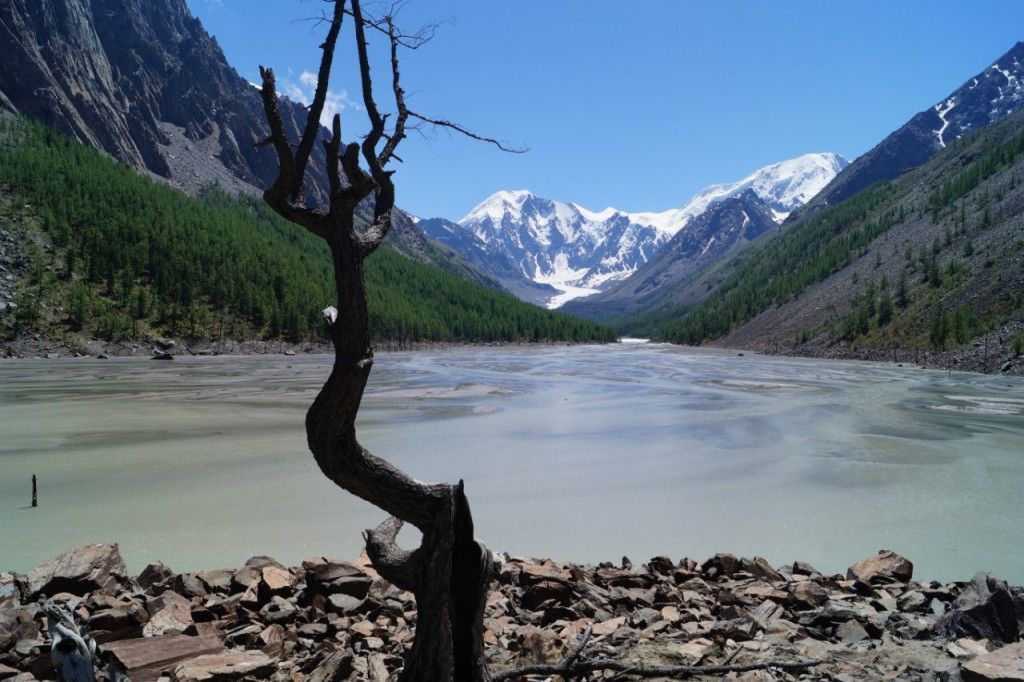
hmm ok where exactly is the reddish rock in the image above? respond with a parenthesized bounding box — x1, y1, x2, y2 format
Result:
(846, 550, 913, 584)
(27, 543, 126, 598)
(173, 650, 277, 681)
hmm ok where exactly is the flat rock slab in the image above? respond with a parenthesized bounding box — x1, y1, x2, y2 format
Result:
(103, 634, 224, 682)
(28, 543, 125, 597)
(174, 650, 277, 681)
(962, 642, 1024, 681)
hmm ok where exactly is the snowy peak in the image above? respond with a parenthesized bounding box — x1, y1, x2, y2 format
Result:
(676, 152, 849, 223)
(459, 189, 537, 226)
(441, 152, 847, 308)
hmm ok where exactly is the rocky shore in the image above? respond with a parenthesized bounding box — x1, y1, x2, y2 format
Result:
(713, 319, 1024, 377)
(0, 336, 589, 360)
(2, 544, 1023, 681)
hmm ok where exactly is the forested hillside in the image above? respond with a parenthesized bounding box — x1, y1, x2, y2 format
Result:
(645, 110, 1024, 372)
(0, 119, 614, 350)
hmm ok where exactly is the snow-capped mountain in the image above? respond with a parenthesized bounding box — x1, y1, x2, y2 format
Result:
(422, 153, 847, 308)
(794, 41, 1024, 221)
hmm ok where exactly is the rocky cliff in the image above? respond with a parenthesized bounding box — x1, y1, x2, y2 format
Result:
(0, 0, 328, 200)
(0, 0, 501, 288)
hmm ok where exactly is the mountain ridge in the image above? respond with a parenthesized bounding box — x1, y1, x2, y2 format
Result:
(0, 0, 500, 290)
(425, 153, 847, 308)
(790, 41, 1024, 223)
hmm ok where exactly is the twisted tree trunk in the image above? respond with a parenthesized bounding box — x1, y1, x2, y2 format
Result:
(254, 2, 507, 676)
(310, 227, 494, 680)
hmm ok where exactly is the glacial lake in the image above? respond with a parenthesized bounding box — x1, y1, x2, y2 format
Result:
(1, 344, 1023, 583)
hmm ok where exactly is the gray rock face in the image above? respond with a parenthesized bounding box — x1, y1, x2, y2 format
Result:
(935, 573, 1024, 645)
(0, 0, 329, 202)
(0, 0, 507, 291)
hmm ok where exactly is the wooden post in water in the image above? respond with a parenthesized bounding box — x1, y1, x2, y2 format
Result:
(31, 475, 37, 508)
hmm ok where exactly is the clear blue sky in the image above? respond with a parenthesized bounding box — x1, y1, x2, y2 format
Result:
(186, 0, 1023, 220)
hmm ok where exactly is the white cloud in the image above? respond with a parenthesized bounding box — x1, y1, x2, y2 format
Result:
(280, 70, 361, 126)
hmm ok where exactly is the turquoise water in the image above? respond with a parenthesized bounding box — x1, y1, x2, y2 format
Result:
(1, 344, 1022, 582)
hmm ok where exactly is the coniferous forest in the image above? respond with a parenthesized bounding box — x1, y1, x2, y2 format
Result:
(0, 119, 614, 346)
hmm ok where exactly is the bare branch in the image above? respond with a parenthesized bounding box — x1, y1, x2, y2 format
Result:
(364, 515, 423, 591)
(376, 17, 408, 168)
(293, 0, 347, 199)
(325, 113, 342, 201)
(352, 0, 386, 166)
(408, 111, 528, 153)
(341, 3, 447, 49)
(257, 66, 328, 238)
(257, 66, 297, 184)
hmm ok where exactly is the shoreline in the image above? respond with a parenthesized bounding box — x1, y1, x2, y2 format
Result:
(3, 331, 1022, 380)
(2, 543, 1022, 680)
(3, 334, 1023, 380)
(0, 336, 595, 361)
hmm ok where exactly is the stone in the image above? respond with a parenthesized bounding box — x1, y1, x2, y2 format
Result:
(898, 590, 928, 612)
(739, 556, 784, 582)
(591, 616, 626, 636)
(326, 593, 366, 614)
(673, 637, 715, 660)
(935, 573, 1024, 644)
(0, 574, 22, 607)
(520, 561, 572, 585)
(304, 559, 372, 599)
(701, 553, 739, 579)
(103, 634, 224, 679)
(367, 653, 390, 681)
(660, 605, 681, 622)
(308, 650, 354, 682)
(521, 580, 573, 610)
(88, 604, 148, 635)
(137, 562, 173, 590)
(948, 638, 992, 659)
(0, 607, 40, 652)
(792, 561, 819, 575)
(173, 650, 277, 681)
(836, 619, 870, 643)
(260, 566, 296, 593)
(790, 581, 829, 609)
(962, 641, 1024, 681)
(143, 591, 193, 636)
(28, 543, 126, 598)
(259, 596, 297, 624)
(195, 569, 233, 593)
(846, 550, 913, 584)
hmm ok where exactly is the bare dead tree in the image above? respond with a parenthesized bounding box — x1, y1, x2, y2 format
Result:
(256, 1, 520, 679)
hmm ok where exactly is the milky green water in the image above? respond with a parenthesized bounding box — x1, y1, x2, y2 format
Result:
(1, 344, 1022, 582)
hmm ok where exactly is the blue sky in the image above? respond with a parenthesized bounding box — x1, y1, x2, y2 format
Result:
(186, 0, 1024, 220)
